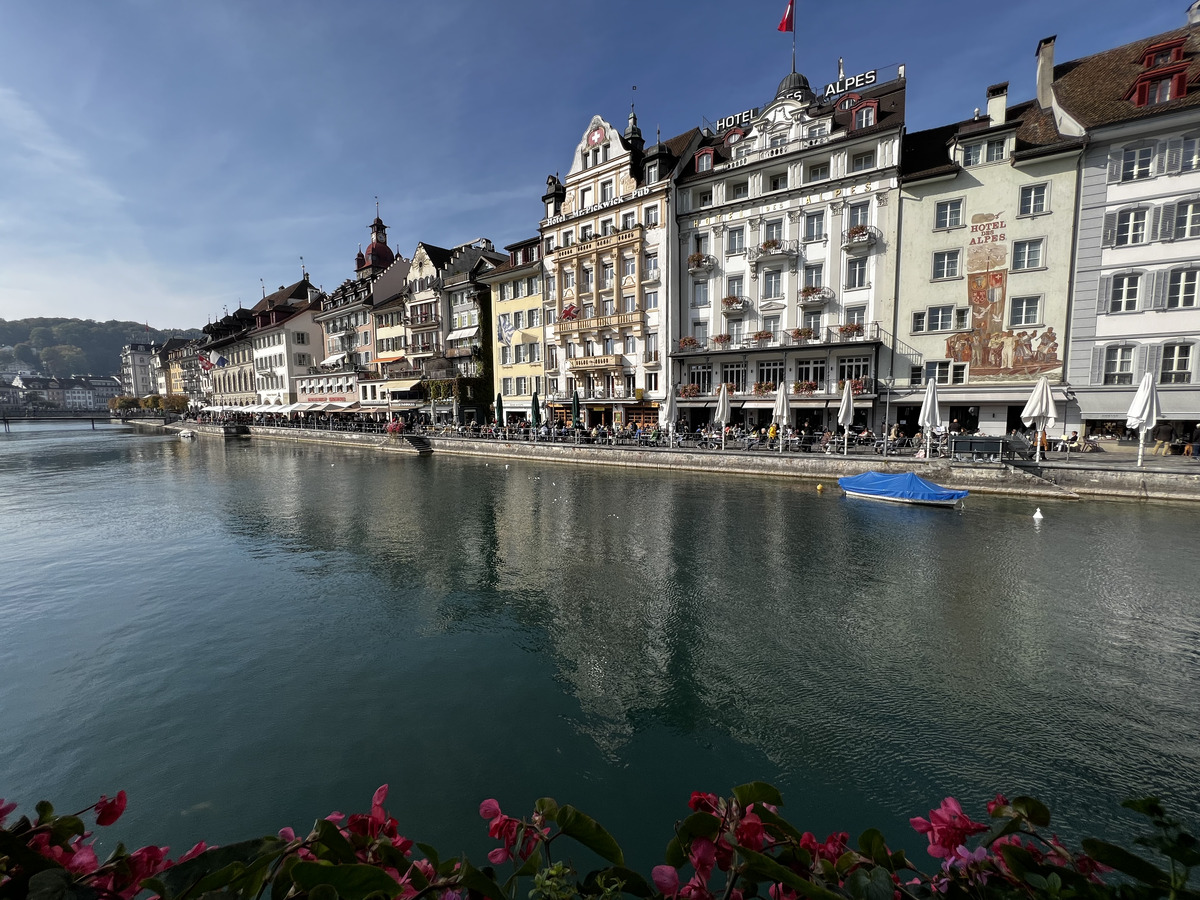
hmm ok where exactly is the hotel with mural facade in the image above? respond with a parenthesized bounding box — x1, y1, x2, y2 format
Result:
(671, 63, 905, 431)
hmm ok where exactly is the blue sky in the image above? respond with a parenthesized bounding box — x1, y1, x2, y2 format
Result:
(0, 0, 1186, 330)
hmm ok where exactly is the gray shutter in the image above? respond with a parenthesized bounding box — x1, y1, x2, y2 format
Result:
(1151, 206, 1162, 242)
(1151, 270, 1170, 309)
(1159, 203, 1178, 241)
(1167, 139, 1184, 175)
(1102, 211, 1118, 247)
(1107, 149, 1124, 183)
(1154, 141, 1167, 177)
(1135, 344, 1149, 379)
(1097, 276, 1112, 314)
(1144, 344, 1163, 381)
(1090, 346, 1105, 385)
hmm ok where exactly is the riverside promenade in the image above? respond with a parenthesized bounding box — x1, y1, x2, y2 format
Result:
(143, 419, 1200, 503)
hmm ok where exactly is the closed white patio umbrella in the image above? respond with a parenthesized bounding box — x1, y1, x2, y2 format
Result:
(838, 379, 855, 455)
(1125, 372, 1161, 468)
(659, 386, 678, 446)
(714, 382, 731, 450)
(1020, 375, 1058, 464)
(917, 378, 941, 460)
(772, 381, 791, 454)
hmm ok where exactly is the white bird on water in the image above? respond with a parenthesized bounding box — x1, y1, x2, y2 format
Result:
(1033, 508, 1043, 520)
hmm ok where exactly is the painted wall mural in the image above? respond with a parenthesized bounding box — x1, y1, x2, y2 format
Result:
(946, 213, 1061, 382)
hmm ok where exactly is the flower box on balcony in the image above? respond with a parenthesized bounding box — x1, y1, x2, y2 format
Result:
(838, 378, 866, 394)
(679, 383, 701, 398)
(720, 382, 737, 395)
(792, 380, 818, 396)
(838, 323, 864, 337)
(800, 285, 825, 299)
(679, 336, 700, 349)
(760, 239, 781, 252)
(686, 252, 713, 271)
(790, 327, 815, 341)
(846, 224, 869, 239)
(712, 334, 731, 345)
(721, 295, 742, 309)
(751, 329, 774, 342)
(752, 381, 776, 396)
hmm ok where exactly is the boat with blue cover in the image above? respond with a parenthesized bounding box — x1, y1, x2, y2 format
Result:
(837, 471, 968, 508)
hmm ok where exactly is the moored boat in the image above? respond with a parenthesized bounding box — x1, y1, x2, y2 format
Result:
(178, 429, 196, 440)
(837, 471, 968, 508)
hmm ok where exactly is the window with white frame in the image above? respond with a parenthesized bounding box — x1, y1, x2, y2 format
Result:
(807, 162, 829, 182)
(645, 162, 659, 182)
(1103, 346, 1133, 384)
(564, 269, 575, 290)
(848, 202, 870, 227)
(846, 257, 868, 289)
(1122, 146, 1153, 181)
(580, 224, 594, 240)
(758, 360, 785, 385)
(722, 362, 747, 392)
(729, 319, 744, 343)
(1012, 239, 1043, 270)
(561, 229, 574, 247)
(644, 204, 659, 227)
(963, 144, 982, 166)
(935, 199, 963, 229)
(1019, 184, 1048, 216)
(502, 377, 513, 395)
(600, 181, 614, 202)
(802, 310, 822, 332)
(689, 364, 712, 393)
(933, 250, 961, 280)
(985, 139, 1005, 162)
(624, 335, 637, 355)
(693, 282, 709, 307)
(763, 315, 781, 337)
(804, 211, 825, 241)
(1175, 201, 1200, 239)
(853, 106, 875, 129)
(622, 211, 636, 230)
(769, 171, 788, 191)
(911, 311, 926, 333)
(1010, 295, 1041, 326)
(622, 294, 635, 312)
(851, 151, 875, 172)
(696, 152, 713, 173)
(1161, 344, 1192, 384)
(645, 252, 659, 276)
(764, 220, 783, 242)
(528, 308, 541, 326)
(727, 227, 745, 253)
(839, 356, 871, 381)
(1182, 137, 1200, 173)
(622, 256, 636, 277)
(602, 298, 615, 315)
(807, 122, 828, 138)
(699, 190, 713, 208)
(580, 186, 593, 207)
(582, 267, 593, 290)
(924, 306, 953, 331)
(804, 263, 823, 288)
(1116, 209, 1148, 245)
(763, 270, 782, 298)
(731, 181, 749, 199)
(645, 290, 658, 309)
(925, 360, 950, 384)
(1169, 270, 1199, 308)
(845, 306, 866, 325)
(728, 274, 744, 298)
(1110, 274, 1140, 312)
(601, 218, 615, 236)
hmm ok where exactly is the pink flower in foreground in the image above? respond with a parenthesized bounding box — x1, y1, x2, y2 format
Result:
(0, 799, 16, 827)
(64, 842, 99, 874)
(986, 794, 1010, 816)
(735, 812, 764, 852)
(911, 798, 987, 860)
(175, 841, 209, 865)
(652, 865, 680, 898)
(479, 798, 502, 820)
(688, 792, 719, 814)
(95, 791, 127, 826)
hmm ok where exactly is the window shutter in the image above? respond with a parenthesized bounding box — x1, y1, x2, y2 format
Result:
(1107, 149, 1123, 183)
(1154, 141, 1167, 176)
(1158, 203, 1178, 241)
(1135, 344, 1149, 379)
(1102, 211, 1118, 247)
(1145, 344, 1163, 381)
(1090, 346, 1104, 385)
(1150, 206, 1162, 242)
(1097, 276, 1112, 314)
(1151, 270, 1170, 309)
(1167, 139, 1184, 174)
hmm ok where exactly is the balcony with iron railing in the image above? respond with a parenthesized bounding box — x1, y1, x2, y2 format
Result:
(841, 224, 882, 250)
(554, 309, 646, 337)
(720, 295, 752, 315)
(642, 349, 661, 366)
(408, 313, 442, 331)
(798, 285, 835, 305)
(747, 239, 801, 265)
(686, 253, 717, 275)
(674, 322, 881, 355)
(676, 376, 877, 399)
(566, 354, 624, 371)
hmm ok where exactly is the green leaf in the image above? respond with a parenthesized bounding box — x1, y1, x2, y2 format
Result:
(291, 861, 403, 899)
(458, 860, 506, 900)
(664, 837, 686, 869)
(314, 818, 359, 863)
(27, 869, 72, 900)
(857, 829, 889, 866)
(554, 805, 624, 866)
(536, 797, 559, 819)
(843, 866, 894, 900)
(979, 815, 1023, 847)
(1010, 797, 1051, 828)
(416, 842, 441, 871)
(188, 861, 245, 897)
(271, 855, 301, 900)
(736, 847, 846, 900)
(511, 847, 544, 879)
(732, 783, 784, 809)
(158, 837, 285, 899)
(755, 806, 804, 843)
(1081, 839, 1169, 886)
(583, 866, 654, 898)
(996, 844, 1038, 882)
(0, 829, 62, 875)
(35, 801, 55, 825)
(48, 815, 86, 845)
(309, 884, 339, 900)
(1136, 832, 1200, 868)
(1025, 873, 1048, 890)
(1121, 798, 1167, 820)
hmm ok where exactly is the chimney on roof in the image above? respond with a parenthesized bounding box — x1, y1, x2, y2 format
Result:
(986, 82, 1008, 124)
(1189, 1, 1200, 24)
(1035, 36, 1056, 109)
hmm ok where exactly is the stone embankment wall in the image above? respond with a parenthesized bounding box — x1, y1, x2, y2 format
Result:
(141, 421, 1200, 502)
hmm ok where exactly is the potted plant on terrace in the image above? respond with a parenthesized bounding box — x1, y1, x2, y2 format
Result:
(721, 295, 744, 309)
(790, 327, 815, 341)
(679, 383, 701, 398)
(712, 333, 732, 345)
(846, 223, 869, 239)
(760, 238, 781, 252)
(753, 381, 776, 396)
(751, 329, 774, 342)
(687, 252, 709, 269)
(838, 322, 864, 337)
(792, 379, 818, 395)
(800, 284, 825, 299)
(679, 335, 700, 349)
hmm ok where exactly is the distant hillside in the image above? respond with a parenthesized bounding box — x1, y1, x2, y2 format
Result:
(0, 318, 203, 378)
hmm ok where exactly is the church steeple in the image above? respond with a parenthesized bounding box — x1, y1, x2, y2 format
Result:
(357, 206, 395, 280)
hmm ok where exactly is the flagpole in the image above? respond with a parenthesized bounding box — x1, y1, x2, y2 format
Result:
(792, 16, 796, 73)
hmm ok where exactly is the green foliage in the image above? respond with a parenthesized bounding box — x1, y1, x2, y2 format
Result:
(0, 317, 202, 376)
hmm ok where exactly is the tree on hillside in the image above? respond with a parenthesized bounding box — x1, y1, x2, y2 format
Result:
(28, 326, 55, 348)
(40, 345, 88, 376)
(13, 343, 39, 366)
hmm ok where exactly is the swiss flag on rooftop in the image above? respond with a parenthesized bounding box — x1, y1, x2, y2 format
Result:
(777, 0, 794, 32)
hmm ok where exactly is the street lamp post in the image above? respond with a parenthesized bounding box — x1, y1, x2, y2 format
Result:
(882, 375, 895, 456)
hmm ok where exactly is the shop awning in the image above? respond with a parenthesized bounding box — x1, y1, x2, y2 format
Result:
(320, 352, 346, 366)
(446, 326, 479, 342)
(292, 402, 317, 412)
(390, 378, 422, 391)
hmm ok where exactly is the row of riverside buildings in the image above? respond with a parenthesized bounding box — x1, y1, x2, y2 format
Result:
(123, 9, 1200, 437)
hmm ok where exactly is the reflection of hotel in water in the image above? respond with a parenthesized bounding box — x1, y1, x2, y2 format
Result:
(540, 111, 700, 427)
(672, 64, 905, 430)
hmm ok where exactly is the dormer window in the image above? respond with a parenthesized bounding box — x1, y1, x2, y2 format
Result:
(1142, 40, 1184, 68)
(695, 150, 714, 172)
(1131, 40, 1187, 107)
(645, 161, 659, 183)
(852, 101, 878, 130)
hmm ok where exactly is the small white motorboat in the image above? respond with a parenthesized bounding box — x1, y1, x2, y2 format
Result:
(178, 429, 196, 440)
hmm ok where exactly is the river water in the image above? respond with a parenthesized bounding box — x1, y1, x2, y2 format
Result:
(2, 421, 1198, 870)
